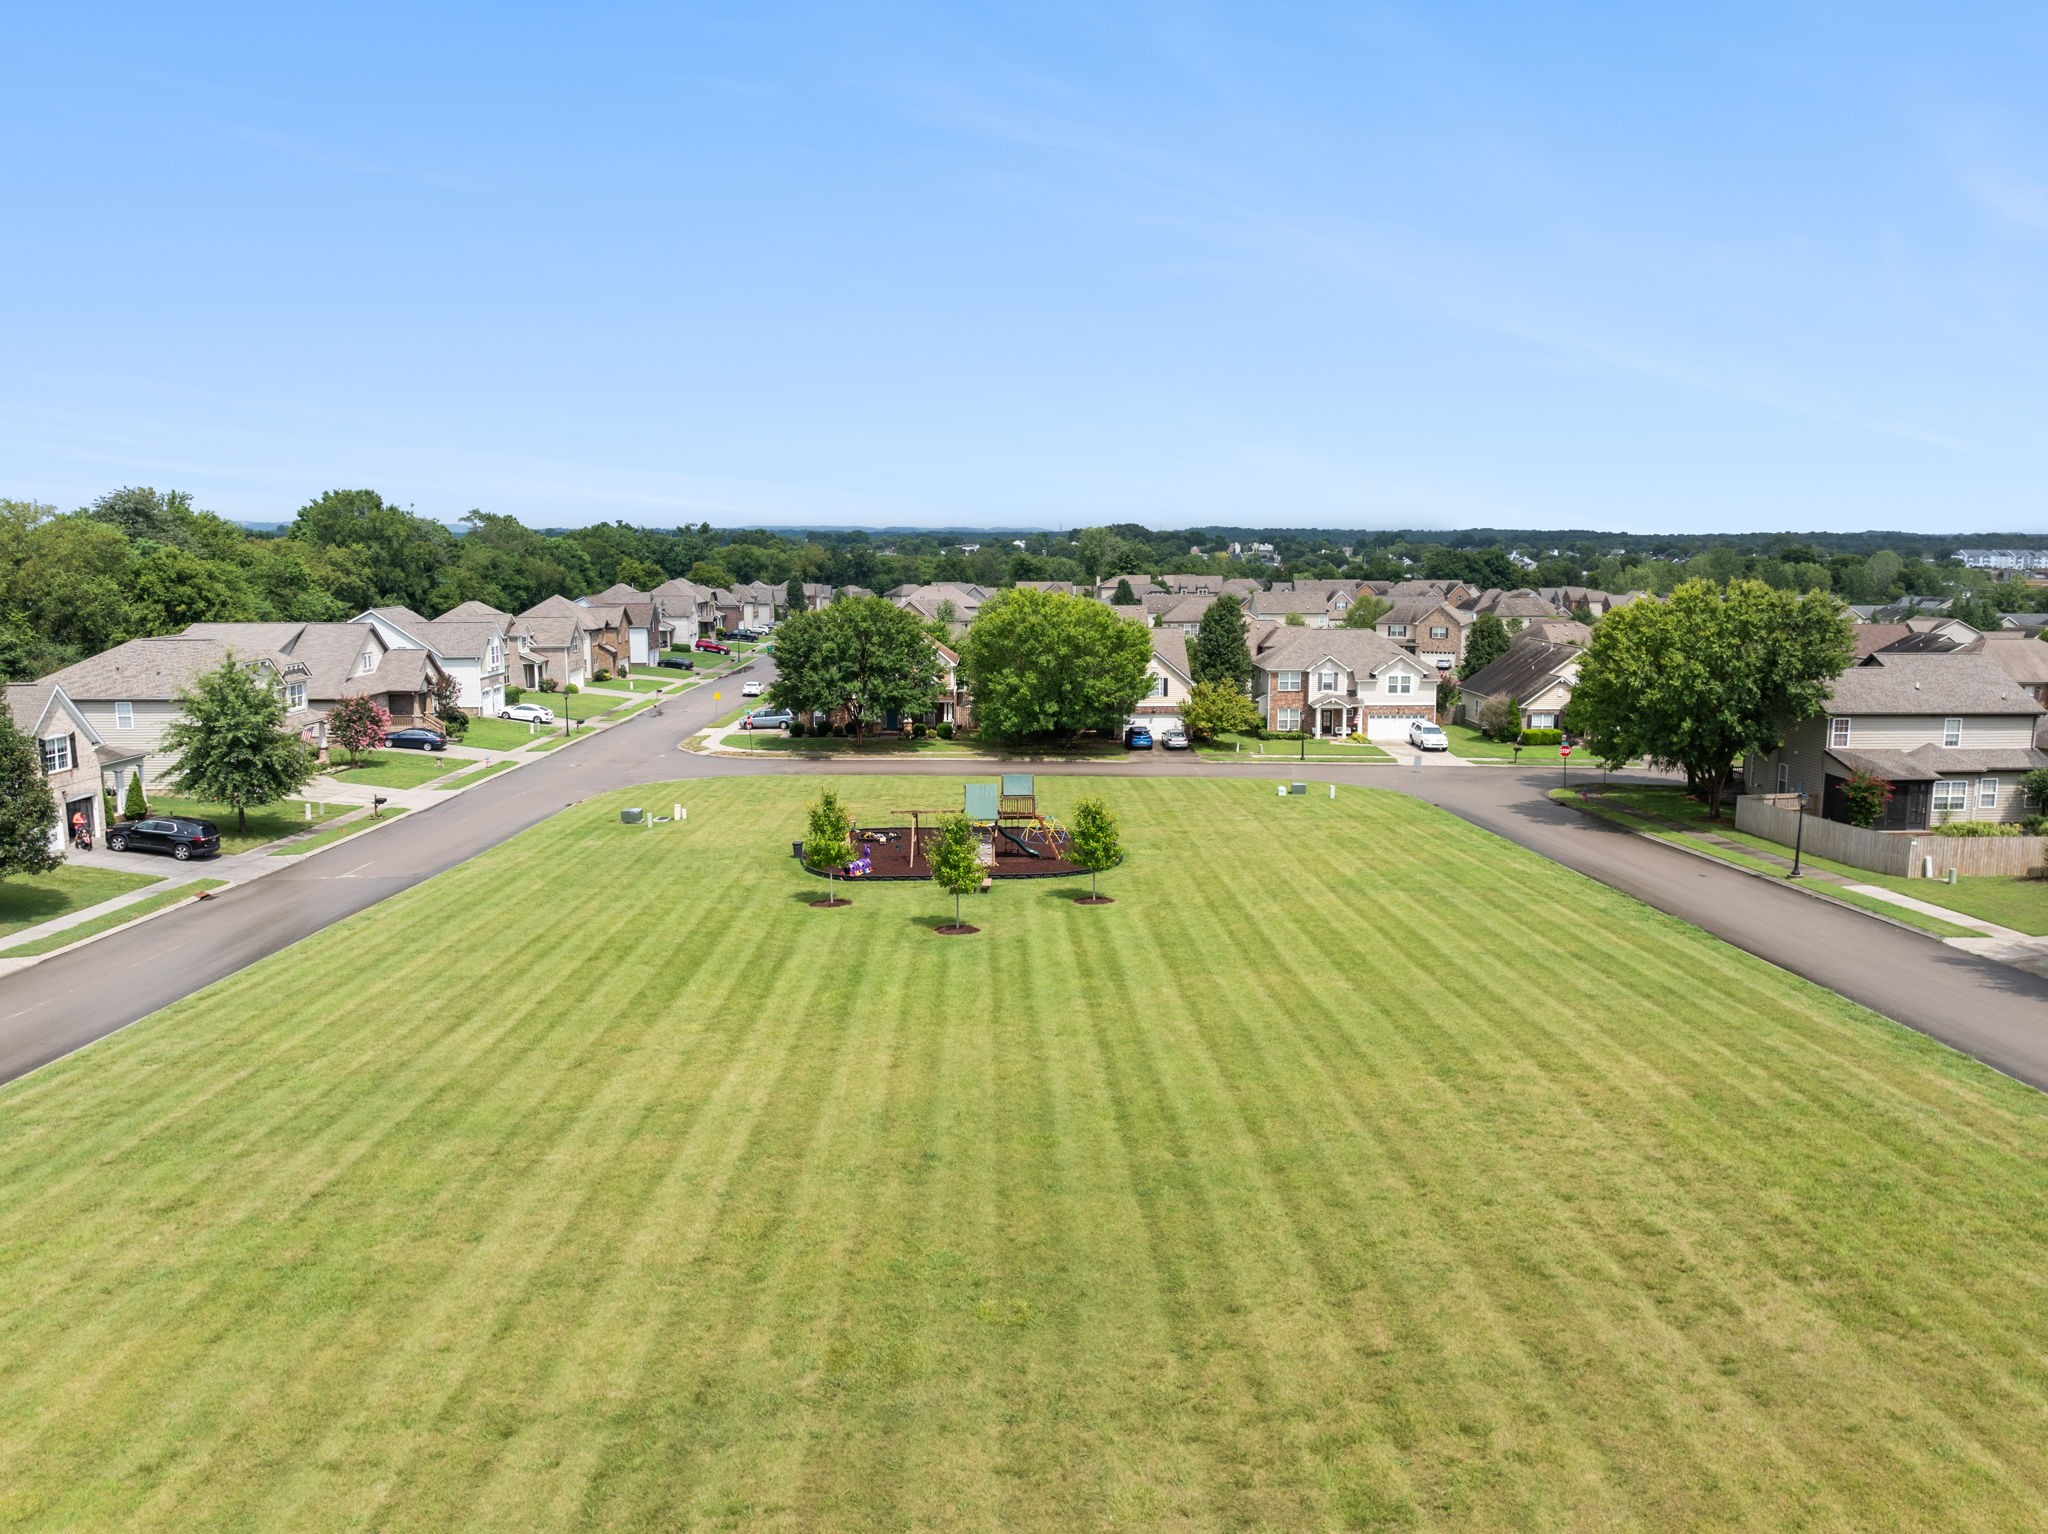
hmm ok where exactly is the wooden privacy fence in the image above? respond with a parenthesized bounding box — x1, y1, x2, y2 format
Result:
(1735, 795, 2048, 879)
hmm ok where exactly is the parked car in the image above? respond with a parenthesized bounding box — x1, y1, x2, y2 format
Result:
(1407, 720, 1449, 751)
(730, 627, 760, 641)
(503, 702, 555, 724)
(1160, 726, 1190, 750)
(1124, 724, 1154, 750)
(383, 727, 448, 751)
(741, 681, 764, 697)
(695, 639, 731, 654)
(659, 656, 695, 671)
(106, 816, 221, 861)
(742, 708, 794, 730)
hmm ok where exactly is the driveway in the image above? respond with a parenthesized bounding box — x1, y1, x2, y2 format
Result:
(5, 656, 2046, 1092)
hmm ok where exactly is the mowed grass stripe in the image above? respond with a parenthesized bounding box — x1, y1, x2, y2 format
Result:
(3, 776, 2048, 1528)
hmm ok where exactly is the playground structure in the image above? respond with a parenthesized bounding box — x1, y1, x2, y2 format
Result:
(793, 776, 1083, 881)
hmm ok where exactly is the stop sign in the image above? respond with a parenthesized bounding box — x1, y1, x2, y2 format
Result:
(1560, 744, 1572, 758)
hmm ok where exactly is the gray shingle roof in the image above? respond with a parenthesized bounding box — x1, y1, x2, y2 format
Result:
(1150, 629, 1191, 680)
(1457, 639, 1580, 702)
(39, 636, 250, 701)
(1251, 626, 1419, 675)
(1829, 653, 2044, 716)
(1969, 636, 2048, 687)
(1828, 745, 2047, 780)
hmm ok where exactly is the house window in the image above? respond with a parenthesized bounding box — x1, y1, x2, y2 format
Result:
(358, 651, 374, 675)
(1385, 672, 1414, 696)
(1276, 671, 1303, 692)
(115, 700, 134, 730)
(1979, 777, 2000, 811)
(39, 736, 73, 773)
(1529, 712, 1557, 729)
(286, 682, 307, 710)
(1429, 625, 1448, 639)
(1933, 780, 1968, 814)
(1829, 717, 1850, 748)
(1942, 718, 1961, 748)
(1317, 669, 1339, 694)
(1387, 624, 1408, 637)
(1151, 674, 1168, 697)
(1776, 762, 1789, 793)
(1276, 707, 1301, 732)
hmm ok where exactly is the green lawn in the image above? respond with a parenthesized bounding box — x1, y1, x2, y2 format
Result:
(1198, 731, 1393, 761)
(6, 778, 2048, 1528)
(1592, 786, 2048, 936)
(144, 794, 351, 855)
(731, 732, 984, 754)
(269, 807, 410, 856)
(432, 761, 518, 791)
(1441, 721, 1566, 761)
(0, 879, 227, 959)
(0, 865, 160, 941)
(588, 674, 684, 694)
(548, 690, 633, 721)
(457, 716, 556, 752)
(328, 751, 475, 790)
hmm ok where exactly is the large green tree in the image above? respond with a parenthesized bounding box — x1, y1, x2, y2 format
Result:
(1190, 594, 1252, 689)
(1569, 580, 1854, 817)
(766, 596, 942, 737)
(960, 588, 1151, 743)
(161, 658, 317, 830)
(288, 489, 457, 612)
(1459, 613, 1512, 679)
(1179, 680, 1261, 742)
(1340, 594, 1393, 630)
(0, 705, 60, 881)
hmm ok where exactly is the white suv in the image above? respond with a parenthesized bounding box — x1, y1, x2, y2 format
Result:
(1407, 720, 1449, 751)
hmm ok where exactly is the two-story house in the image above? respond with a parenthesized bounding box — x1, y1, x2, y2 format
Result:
(1248, 627, 1439, 740)
(584, 584, 673, 664)
(1135, 630, 1197, 721)
(185, 621, 445, 750)
(4, 680, 147, 853)
(1745, 652, 2048, 829)
(1376, 601, 1473, 673)
(353, 604, 515, 715)
(518, 595, 628, 681)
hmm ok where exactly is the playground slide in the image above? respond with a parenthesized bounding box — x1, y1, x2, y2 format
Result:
(995, 824, 1043, 859)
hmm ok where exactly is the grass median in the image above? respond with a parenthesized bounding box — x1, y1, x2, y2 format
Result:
(0, 866, 161, 941)
(5, 778, 2048, 1527)
(0, 879, 228, 959)
(268, 806, 411, 856)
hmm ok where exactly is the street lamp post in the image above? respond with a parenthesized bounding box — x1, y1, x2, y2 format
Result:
(1789, 784, 1809, 878)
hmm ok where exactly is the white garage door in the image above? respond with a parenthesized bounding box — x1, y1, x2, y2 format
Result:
(1365, 711, 1428, 741)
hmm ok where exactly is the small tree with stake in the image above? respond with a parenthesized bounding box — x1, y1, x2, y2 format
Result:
(1067, 796, 1122, 904)
(928, 813, 983, 934)
(804, 788, 856, 907)
(328, 694, 393, 765)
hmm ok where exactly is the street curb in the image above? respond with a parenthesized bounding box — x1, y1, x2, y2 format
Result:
(1551, 793, 1964, 942)
(0, 881, 228, 975)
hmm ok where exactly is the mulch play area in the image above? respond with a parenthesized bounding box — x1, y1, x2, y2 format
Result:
(792, 823, 1084, 881)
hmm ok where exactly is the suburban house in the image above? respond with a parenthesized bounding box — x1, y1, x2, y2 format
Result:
(887, 583, 991, 633)
(1246, 588, 1346, 628)
(4, 679, 146, 853)
(1472, 589, 1563, 624)
(1153, 594, 1222, 634)
(512, 604, 591, 689)
(184, 621, 446, 752)
(1744, 651, 2048, 829)
(1969, 632, 2048, 706)
(354, 604, 516, 715)
(1376, 601, 1472, 672)
(728, 582, 783, 631)
(929, 639, 974, 731)
(651, 577, 717, 639)
(518, 595, 629, 681)
(583, 584, 673, 664)
(1455, 639, 1582, 733)
(1248, 627, 1439, 740)
(1136, 629, 1196, 720)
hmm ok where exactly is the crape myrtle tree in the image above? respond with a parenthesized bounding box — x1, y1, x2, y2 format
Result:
(161, 657, 317, 831)
(1569, 579, 1854, 818)
(766, 596, 941, 738)
(1189, 593, 1253, 690)
(1839, 769, 1893, 829)
(429, 671, 469, 738)
(1179, 680, 1261, 742)
(928, 813, 983, 933)
(0, 704, 60, 881)
(1459, 613, 1511, 679)
(803, 788, 856, 906)
(1067, 796, 1122, 903)
(327, 694, 393, 764)
(960, 588, 1151, 744)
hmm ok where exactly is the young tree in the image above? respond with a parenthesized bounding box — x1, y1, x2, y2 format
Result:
(804, 788, 856, 906)
(928, 813, 983, 933)
(1340, 594, 1393, 630)
(1179, 680, 1261, 742)
(1839, 769, 1893, 829)
(960, 588, 1152, 743)
(1111, 577, 1137, 605)
(0, 704, 60, 881)
(1569, 579, 1854, 818)
(1067, 796, 1122, 903)
(1478, 695, 1521, 743)
(327, 694, 394, 764)
(1460, 613, 1511, 678)
(785, 574, 808, 617)
(161, 657, 317, 831)
(429, 671, 468, 736)
(766, 596, 942, 738)
(1190, 594, 1252, 689)
(122, 773, 149, 823)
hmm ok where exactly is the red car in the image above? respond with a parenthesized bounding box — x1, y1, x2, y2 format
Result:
(694, 639, 730, 654)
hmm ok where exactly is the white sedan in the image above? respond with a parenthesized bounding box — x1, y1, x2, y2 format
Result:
(741, 682, 764, 697)
(503, 702, 556, 724)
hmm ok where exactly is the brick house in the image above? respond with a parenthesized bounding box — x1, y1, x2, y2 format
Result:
(1376, 600, 1473, 675)
(1248, 626, 1439, 740)
(4, 680, 147, 853)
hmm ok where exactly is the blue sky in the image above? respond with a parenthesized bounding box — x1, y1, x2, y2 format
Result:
(5, 3, 2046, 533)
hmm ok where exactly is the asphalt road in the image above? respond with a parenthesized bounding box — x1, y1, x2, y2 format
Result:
(5, 662, 2045, 1090)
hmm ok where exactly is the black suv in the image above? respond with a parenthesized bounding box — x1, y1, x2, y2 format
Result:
(106, 817, 223, 861)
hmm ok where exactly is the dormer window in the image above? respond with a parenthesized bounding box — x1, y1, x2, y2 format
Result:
(358, 651, 374, 675)
(286, 682, 307, 710)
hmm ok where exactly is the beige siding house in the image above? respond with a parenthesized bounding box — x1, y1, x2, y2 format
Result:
(4, 681, 147, 852)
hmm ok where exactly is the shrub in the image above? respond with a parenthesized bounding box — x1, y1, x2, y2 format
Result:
(505, 684, 524, 704)
(937, 721, 954, 741)
(440, 705, 470, 740)
(788, 719, 806, 738)
(539, 677, 560, 693)
(1934, 821, 2025, 838)
(1519, 727, 1563, 746)
(1839, 768, 1892, 830)
(1478, 695, 1522, 743)
(563, 682, 580, 695)
(594, 669, 610, 682)
(122, 773, 149, 823)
